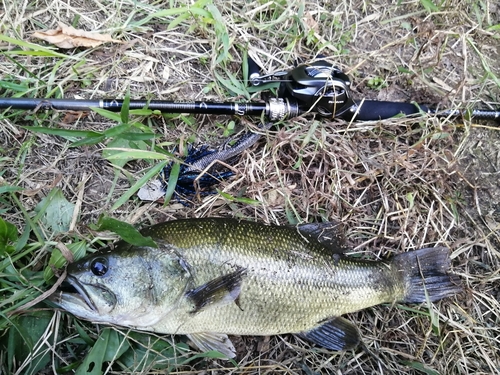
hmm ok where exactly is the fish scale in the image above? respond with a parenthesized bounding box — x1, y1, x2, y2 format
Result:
(51, 217, 461, 357)
(137, 219, 396, 333)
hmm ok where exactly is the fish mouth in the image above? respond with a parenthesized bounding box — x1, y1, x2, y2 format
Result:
(50, 275, 117, 318)
(56, 275, 98, 312)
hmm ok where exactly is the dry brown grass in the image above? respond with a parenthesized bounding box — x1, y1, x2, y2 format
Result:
(1, 0, 499, 374)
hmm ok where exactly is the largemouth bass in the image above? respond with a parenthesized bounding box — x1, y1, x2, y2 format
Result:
(51, 218, 461, 357)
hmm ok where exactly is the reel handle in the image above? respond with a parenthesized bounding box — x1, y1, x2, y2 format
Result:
(247, 57, 262, 86)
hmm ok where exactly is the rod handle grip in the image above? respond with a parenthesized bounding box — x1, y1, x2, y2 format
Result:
(351, 100, 428, 121)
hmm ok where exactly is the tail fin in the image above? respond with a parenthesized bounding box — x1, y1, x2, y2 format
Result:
(394, 247, 462, 303)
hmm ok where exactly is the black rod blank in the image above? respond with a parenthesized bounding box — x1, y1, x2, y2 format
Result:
(0, 97, 268, 116)
(428, 108, 500, 121)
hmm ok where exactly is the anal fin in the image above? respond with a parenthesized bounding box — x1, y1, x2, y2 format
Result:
(298, 317, 360, 351)
(187, 332, 236, 358)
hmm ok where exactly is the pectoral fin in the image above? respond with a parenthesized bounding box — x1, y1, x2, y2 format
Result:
(187, 332, 236, 358)
(298, 317, 360, 351)
(186, 267, 246, 314)
(296, 222, 346, 254)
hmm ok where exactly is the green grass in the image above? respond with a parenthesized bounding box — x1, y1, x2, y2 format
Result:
(1, 0, 500, 374)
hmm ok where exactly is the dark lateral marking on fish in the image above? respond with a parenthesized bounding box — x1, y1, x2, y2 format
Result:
(332, 253, 341, 267)
(298, 317, 360, 351)
(186, 267, 247, 314)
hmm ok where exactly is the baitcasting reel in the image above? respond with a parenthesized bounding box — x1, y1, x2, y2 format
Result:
(249, 58, 355, 119)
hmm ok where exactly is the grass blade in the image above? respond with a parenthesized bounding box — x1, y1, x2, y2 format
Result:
(110, 161, 168, 210)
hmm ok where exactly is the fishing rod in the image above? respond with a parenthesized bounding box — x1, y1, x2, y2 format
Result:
(1, 58, 499, 122)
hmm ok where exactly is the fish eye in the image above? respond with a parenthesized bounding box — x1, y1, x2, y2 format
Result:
(90, 257, 108, 276)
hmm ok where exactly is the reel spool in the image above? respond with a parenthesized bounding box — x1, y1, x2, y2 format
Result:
(278, 61, 354, 118)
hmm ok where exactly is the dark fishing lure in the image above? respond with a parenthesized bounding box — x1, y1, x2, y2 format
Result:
(160, 144, 237, 200)
(139, 124, 270, 203)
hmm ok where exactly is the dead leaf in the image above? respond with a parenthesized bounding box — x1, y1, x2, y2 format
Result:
(32, 22, 121, 49)
(61, 110, 89, 124)
(303, 11, 318, 34)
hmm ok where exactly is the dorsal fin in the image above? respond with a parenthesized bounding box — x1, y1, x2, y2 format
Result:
(296, 221, 346, 254)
